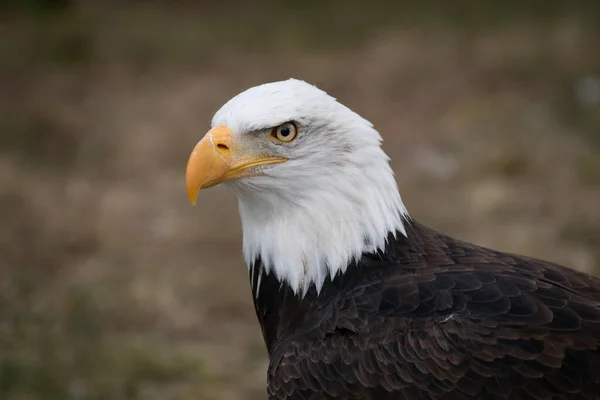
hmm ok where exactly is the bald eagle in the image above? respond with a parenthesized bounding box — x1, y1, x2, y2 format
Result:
(185, 79, 600, 399)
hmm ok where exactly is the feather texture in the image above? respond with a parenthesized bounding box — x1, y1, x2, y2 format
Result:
(251, 220, 600, 400)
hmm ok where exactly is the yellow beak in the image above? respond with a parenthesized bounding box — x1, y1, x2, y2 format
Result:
(185, 125, 286, 205)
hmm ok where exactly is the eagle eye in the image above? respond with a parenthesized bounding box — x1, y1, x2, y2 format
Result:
(271, 122, 298, 143)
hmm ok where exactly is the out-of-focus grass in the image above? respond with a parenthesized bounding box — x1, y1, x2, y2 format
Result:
(2, 1, 599, 68)
(0, 2, 599, 399)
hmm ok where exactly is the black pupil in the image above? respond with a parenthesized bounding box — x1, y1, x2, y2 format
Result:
(280, 126, 290, 137)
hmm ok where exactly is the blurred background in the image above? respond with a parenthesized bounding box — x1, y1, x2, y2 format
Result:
(1, 1, 599, 399)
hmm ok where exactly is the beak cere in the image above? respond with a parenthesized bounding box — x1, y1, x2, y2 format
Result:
(185, 125, 288, 205)
(186, 125, 234, 205)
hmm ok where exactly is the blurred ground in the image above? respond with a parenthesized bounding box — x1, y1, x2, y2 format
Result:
(0, 1, 599, 399)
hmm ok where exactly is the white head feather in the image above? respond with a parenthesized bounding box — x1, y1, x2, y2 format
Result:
(211, 79, 408, 296)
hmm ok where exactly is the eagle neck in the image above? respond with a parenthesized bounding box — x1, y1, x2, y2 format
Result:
(236, 155, 408, 297)
(249, 224, 425, 354)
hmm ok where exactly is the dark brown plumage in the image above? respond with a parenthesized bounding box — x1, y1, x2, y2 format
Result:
(250, 219, 600, 400)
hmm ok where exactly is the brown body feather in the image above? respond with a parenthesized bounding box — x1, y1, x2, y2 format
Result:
(251, 220, 600, 400)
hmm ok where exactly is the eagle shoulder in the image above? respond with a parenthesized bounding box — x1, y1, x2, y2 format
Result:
(264, 221, 600, 399)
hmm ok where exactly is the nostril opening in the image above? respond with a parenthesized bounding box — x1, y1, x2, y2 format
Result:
(216, 144, 230, 152)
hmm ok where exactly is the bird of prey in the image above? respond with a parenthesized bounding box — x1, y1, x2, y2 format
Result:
(185, 79, 600, 400)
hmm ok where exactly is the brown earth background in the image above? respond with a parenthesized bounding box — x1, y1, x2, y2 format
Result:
(1, 1, 599, 399)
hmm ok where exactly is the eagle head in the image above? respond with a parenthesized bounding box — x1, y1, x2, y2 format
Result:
(186, 79, 408, 295)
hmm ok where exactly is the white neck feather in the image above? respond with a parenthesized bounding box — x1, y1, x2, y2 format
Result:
(232, 126, 408, 297)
